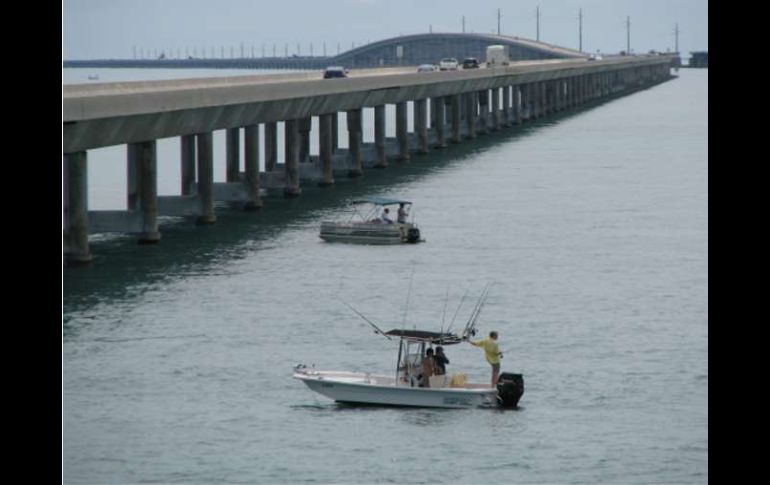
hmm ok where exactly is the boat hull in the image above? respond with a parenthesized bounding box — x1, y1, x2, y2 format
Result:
(319, 222, 421, 245)
(294, 370, 498, 409)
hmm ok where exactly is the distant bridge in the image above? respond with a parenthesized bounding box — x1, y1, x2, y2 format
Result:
(63, 33, 587, 71)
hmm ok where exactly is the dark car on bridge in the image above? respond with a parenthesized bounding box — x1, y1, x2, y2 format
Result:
(462, 57, 480, 69)
(323, 66, 348, 79)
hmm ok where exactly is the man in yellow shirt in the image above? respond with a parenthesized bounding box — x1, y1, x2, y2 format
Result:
(469, 331, 502, 387)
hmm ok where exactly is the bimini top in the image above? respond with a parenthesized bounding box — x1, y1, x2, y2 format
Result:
(352, 196, 412, 206)
(384, 329, 463, 345)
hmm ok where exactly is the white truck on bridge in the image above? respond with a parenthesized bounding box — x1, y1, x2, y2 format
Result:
(486, 45, 510, 67)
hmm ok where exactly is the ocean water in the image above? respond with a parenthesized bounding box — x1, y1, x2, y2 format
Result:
(63, 68, 708, 484)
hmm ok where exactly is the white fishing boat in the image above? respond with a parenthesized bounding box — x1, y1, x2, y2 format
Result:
(319, 197, 423, 244)
(293, 287, 524, 409)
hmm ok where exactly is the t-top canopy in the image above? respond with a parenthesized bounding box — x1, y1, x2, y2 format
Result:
(384, 329, 463, 345)
(352, 196, 412, 206)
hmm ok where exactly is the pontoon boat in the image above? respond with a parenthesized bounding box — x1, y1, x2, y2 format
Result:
(319, 197, 422, 244)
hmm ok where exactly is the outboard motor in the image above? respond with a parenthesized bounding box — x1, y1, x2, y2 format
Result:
(496, 373, 524, 408)
(406, 227, 421, 243)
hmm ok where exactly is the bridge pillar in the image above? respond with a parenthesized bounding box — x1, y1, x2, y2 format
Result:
(465, 92, 477, 138)
(284, 119, 302, 196)
(226, 128, 240, 182)
(347, 108, 363, 177)
(512, 85, 521, 124)
(265, 122, 277, 172)
(502, 86, 511, 126)
(477, 90, 488, 134)
(181, 134, 196, 195)
(451, 95, 462, 143)
(432, 97, 446, 148)
(319, 113, 335, 186)
(299, 117, 312, 164)
(243, 124, 263, 210)
(134, 140, 160, 243)
(491, 88, 500, 131)
(332, 113, 339, 153)
(414, 99, 429, 153)
(396, 101, 410, 161)
(63, 151, 92, 265)
(374, 105, 388, 168)
(196, 132, 217, 224)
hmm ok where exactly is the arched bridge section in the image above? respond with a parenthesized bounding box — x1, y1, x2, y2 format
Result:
(333, 33, 587, 68)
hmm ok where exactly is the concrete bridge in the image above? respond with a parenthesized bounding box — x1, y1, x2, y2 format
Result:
(63, 54, 677, 265)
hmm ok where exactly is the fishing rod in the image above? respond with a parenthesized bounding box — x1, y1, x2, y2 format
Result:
(461, 283, 492, 339)
(440, 287, 449, 334)
(402, 267, 415, 328)
(340, 299, 392, 340)
(445, 287, 471, 333)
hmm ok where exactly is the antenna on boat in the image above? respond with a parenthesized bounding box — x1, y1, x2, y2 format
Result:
(340, 300, 393, 340)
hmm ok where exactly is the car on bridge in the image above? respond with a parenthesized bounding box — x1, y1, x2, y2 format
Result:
(439, 58, 459, 71)
(417, 64, 437, 72)
(323, 66, 348, 79)
(462, 57, 480, 69)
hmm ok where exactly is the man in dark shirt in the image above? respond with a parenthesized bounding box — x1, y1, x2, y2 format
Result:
(433, 346, 450, 375)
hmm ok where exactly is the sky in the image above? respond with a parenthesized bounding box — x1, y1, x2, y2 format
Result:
(63, 0, 708, 60)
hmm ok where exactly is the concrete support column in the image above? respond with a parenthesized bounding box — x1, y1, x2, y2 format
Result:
(136, 140, 160, 243)
(299, 117, 312, 163)
(196, 132, 216, 224)
(451, 94, 462, 143)
(374, 105, 387, 168)
(265, 122, 277, 172)
(127, 144, 140, 211)
(465, 92, 477, 138)
(396, 101, 410, 161)
(432, 97, 446, 148)
(346, 108, 363, 177)
(332, 113, 339, 152)
(243, 124, 263, 210)
(414, 99, 429, 153)
(181, 134, 196, 195)
(489, 88, 500, 131)
(529, 83, 537, 118)
(512, 85, 522, 124)
(284, 120, 302, 196)
(477, 90, 488, 134)
(520, 84, 529, 121)
(226, 128, 240, 182)
(502, 86, 511, 126)
(63, 151, 92, 265)
(319, 113, 335, 186)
